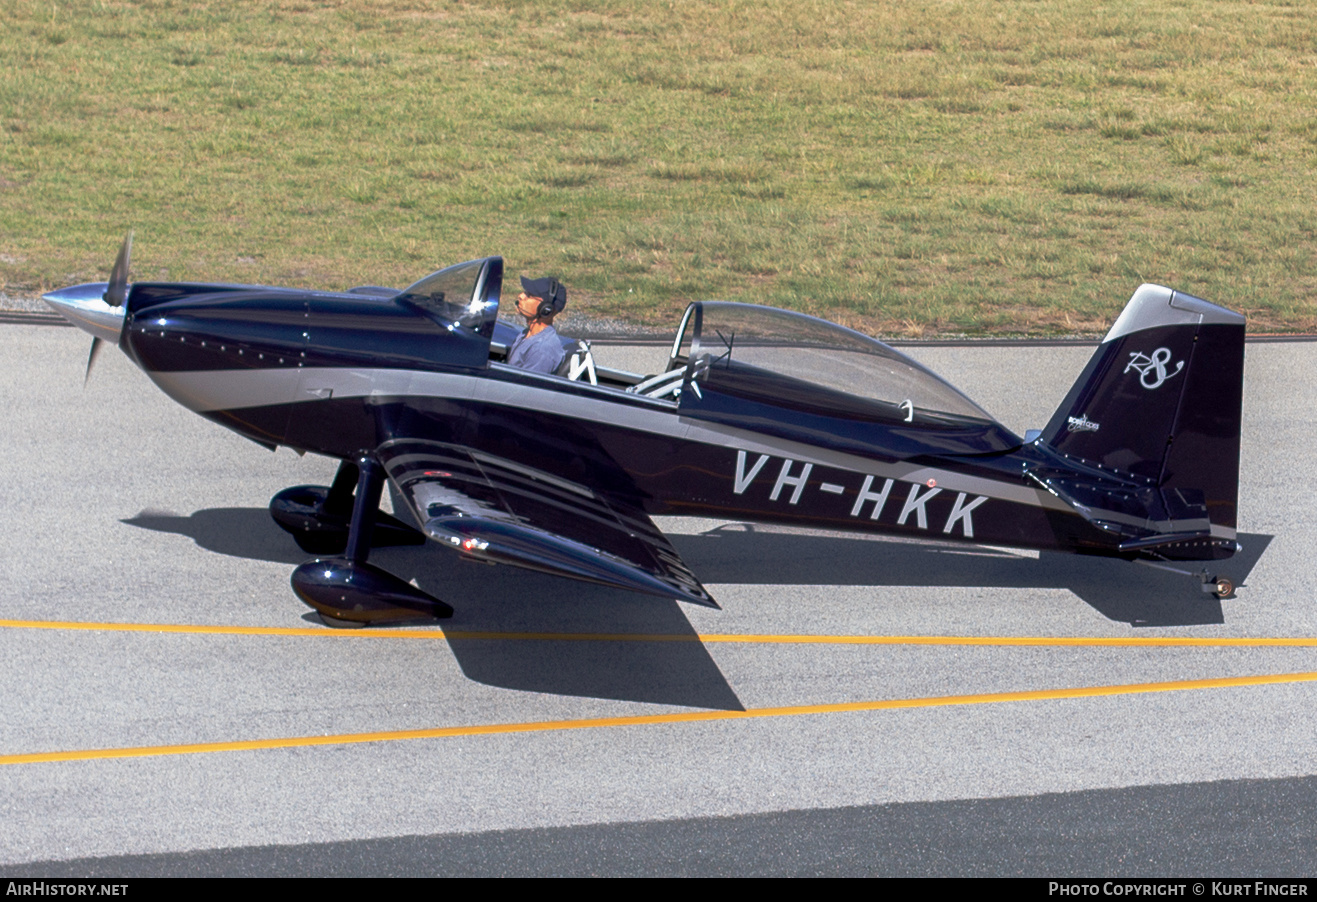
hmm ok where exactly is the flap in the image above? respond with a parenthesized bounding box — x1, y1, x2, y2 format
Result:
(375, 438, 714, 605)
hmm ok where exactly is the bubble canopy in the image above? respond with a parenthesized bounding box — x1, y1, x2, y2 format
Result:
(678, 302, 997, 427)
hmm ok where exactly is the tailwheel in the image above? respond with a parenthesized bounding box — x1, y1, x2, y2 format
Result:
(1136, 559, 1237, 600)
(1197, 571, 1234, 599)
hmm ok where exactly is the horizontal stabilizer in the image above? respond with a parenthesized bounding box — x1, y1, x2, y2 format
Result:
(1117, 531, 1215, 554)
(377, 439, 714, 605)
(1026, 469, 1210, 539)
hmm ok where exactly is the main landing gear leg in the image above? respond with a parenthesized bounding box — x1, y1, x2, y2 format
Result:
(290, 454, 453, 627)
(269, 460, 426, 554)
(1135, 559, 1234, 599)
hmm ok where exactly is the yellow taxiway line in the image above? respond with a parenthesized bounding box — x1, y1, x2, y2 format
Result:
(3, 618, 1317, 647)
(3, 670, 1316, 767)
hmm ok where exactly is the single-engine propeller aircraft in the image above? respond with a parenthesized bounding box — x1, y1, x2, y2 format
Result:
(44, 235, 1246, 626)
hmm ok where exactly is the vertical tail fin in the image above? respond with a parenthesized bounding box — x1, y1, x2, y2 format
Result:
(1038, 284, 1245, 550)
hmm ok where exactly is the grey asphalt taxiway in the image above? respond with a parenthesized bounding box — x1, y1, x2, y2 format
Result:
(2, 321, 1316, 876)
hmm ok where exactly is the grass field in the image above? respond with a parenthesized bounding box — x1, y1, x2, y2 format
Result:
(3, 0, 1316, 334)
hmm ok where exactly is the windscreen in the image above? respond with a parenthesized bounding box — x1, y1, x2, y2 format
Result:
(396, 257, 501, 338)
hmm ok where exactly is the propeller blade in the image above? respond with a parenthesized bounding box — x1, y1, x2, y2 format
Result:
(103, 231, 133, 307)
(84, 337, 103, 385)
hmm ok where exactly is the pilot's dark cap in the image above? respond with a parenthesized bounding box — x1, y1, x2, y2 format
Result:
(520, 276, 567, 313)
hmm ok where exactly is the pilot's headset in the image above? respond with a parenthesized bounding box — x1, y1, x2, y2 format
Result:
(537, 279, 562, 319)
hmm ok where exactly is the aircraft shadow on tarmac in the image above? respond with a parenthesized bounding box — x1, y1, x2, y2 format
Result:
(676, 524, 1273, 629)
(123, 507, 744, 711)
(123, 508, 1273, 710)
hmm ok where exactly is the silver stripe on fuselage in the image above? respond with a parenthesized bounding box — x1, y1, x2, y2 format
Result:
(144, 364, 1194, 522)
(146, 366, 307, 415)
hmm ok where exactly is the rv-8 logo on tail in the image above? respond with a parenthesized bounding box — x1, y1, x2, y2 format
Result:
(1125, 348, 1183, 390)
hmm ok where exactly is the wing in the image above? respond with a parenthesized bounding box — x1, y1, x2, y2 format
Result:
(375, 438, 714, 605)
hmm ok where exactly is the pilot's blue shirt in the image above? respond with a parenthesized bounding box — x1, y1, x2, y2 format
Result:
(507, 325, 565, 374)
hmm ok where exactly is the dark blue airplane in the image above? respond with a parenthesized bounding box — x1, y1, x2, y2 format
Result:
(44, 235, 1246, 626)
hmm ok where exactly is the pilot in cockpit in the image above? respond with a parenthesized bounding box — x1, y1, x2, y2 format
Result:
(507, 276, 568, 374)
